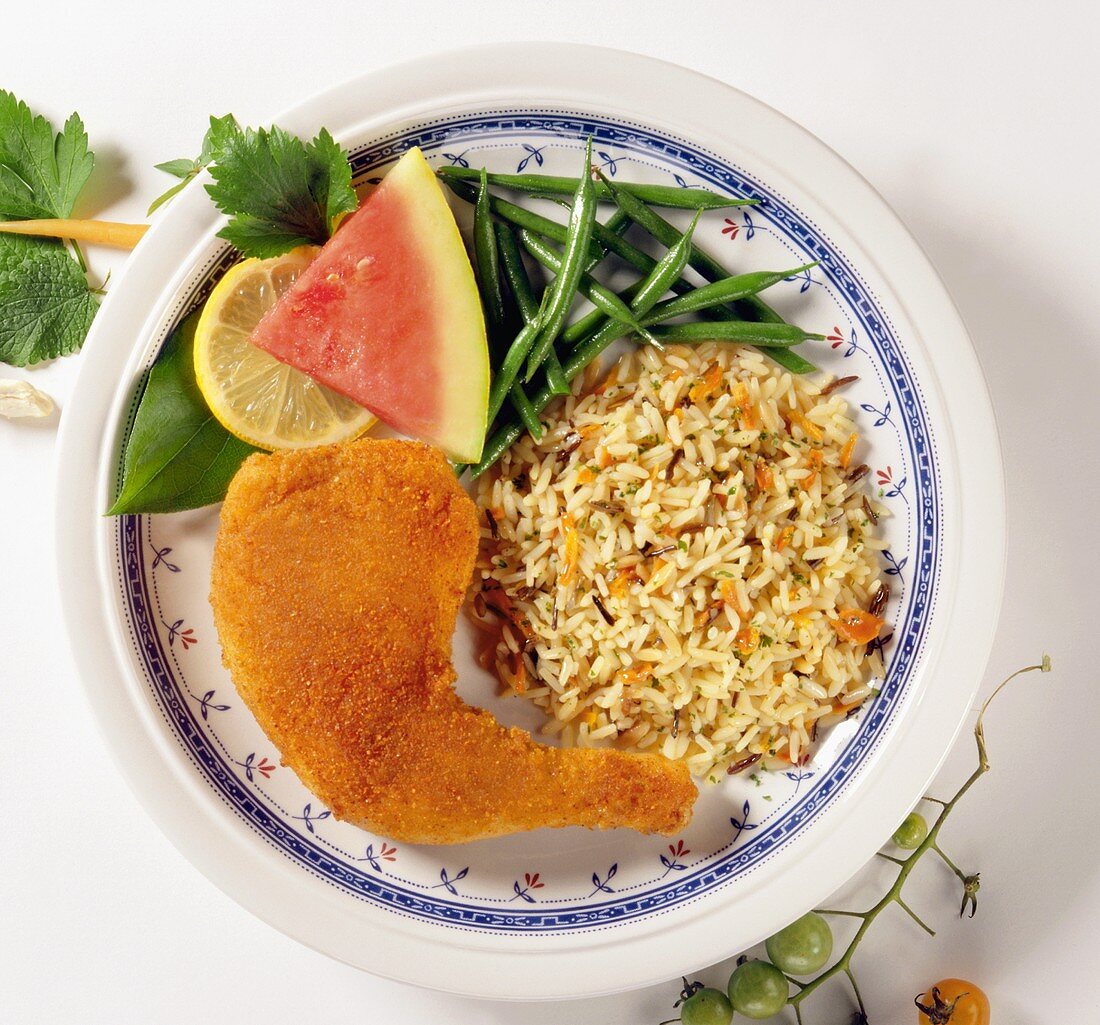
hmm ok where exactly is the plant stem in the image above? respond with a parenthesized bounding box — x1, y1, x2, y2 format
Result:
(844, 967, 868, 1018)
(895, 897, 936, 936)
(789, 661, 1050, 1011)
(932, 843, 968, 884)
(69, 239, 87, 273)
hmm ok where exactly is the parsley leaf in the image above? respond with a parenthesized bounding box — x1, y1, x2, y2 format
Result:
(149, 115, 356, 252)
(153, 158, 197, 179)
(147, 114, 240, 215)
(0, 90, 94, 219)
(205, 120, 356, 257)
(0, 234, 98, 366)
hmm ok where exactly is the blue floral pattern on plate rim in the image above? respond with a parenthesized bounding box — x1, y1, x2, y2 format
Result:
(111, 109, 941, 934)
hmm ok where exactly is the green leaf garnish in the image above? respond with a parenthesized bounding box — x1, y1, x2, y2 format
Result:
(153, 158, 199, 179)
(0, 91, 98, 366)
(0, 90, 94, 220)
(108, 311, 259, 514)
(204, 121, 356, 258)
(147, 114, 242, 216)
(0, 234, 98, 366)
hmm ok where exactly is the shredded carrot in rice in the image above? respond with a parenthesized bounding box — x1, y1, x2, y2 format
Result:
(804, 449, 825, 489)
(777, 525, 794, 551)
(596, 445, 613, 469)
(755, 460, 774, 491)
(833, 608, 884, 644)
(734, 626, 760, 655)
(789, 409, 824, 442)
(558, 514, 580, 587)
(840, 432, 858, 469)
(609, 568, 637, 598)
(831, 697, 864, 715)
(791, 609, 814, 629)
(620, 665, 654, 685)
(577, 465, 598, 484)
(689, 361, 723, 404)
(719, 578, 750, 618)
(732, 381, 760, 430)
(593, 366, 618, 395)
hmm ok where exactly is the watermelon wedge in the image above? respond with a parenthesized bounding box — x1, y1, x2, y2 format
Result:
(248, 147, 489, 462)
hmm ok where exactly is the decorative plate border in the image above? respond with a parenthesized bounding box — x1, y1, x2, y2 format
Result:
(111, 109, 940, 934)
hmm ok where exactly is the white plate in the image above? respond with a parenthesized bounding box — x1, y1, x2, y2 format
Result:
(56, 43, 1004, 1000)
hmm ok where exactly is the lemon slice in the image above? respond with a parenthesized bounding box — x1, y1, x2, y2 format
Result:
(194, 248, 375, 450)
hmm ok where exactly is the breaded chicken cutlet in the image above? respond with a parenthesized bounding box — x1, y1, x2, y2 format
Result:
(209, 440, 696, 844)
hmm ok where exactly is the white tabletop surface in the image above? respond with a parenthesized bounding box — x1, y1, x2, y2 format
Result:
(2, 2, 1097, 1021)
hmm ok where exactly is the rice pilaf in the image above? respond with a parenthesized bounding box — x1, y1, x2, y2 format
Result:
(471, 343, 889, 780)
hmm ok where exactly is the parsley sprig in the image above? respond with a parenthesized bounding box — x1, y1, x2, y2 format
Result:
(150, 114, 357, 258)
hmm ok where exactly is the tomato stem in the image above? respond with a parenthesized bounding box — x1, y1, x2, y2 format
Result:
(843, 967, 867, 1017)
(895, 896, 936, 937)
(875, 852, 907, 866)
(812, 908, 867, 919)
(920, 795, 950, 807)
(931, 843, 967, 883)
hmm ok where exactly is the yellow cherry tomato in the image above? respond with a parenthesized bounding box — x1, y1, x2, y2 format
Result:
(916, 978, 990, 1025)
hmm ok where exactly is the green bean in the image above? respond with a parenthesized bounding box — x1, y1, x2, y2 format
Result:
(471, 219, 700, 479)
(543, 349, 572, 396)
(639, 262, 819, 325)
(443, 175, 662, 276)
(518, 230, 653, 343)
(561, 279, 646, 345)
(437, 164, 753, 210)
(473, 170, 506, 345)
(601, 175, 815, 373)
(523, 140, 598, 382)
(609, 186, 788, 329)
(486, 318, 541, 427)
(585, 207, 630, 274)
(489, 224, 547, 435)
(484, 218, 547, 433)
(648, 321, 823, 346)
(551, 202, 652, 348)
(495, 223, 539, 322)
(458, 172, 812, 373)
(442, 177, 605, 264)
(493, 225, 570, 400)
(509, 379, 543, 437)
(564, 214, 699, 367)
(589, 207, 819, 372)
(555, 212, 699, 350)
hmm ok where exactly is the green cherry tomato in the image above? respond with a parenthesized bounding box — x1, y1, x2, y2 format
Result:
(764, 911, 833, 975)
(680, 987, 733, 1025)
(892, 812, 929, 850)
(727, 960, 789, 1019)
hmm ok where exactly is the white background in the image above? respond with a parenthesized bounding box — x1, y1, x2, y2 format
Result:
(2, 1, 1097, 1021)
